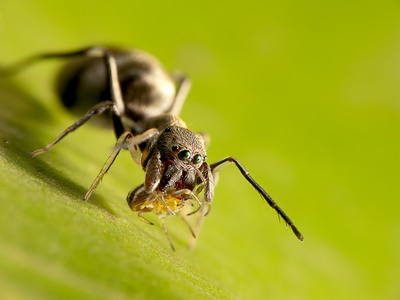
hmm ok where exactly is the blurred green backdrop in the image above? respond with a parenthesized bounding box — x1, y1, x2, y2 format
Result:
(0, 0, 399, 299)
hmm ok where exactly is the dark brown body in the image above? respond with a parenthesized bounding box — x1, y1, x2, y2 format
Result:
(1, 46, 303, 249)
(57, 49, 176, 136)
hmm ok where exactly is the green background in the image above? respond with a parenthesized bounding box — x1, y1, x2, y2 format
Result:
(0, 1, 399, 299)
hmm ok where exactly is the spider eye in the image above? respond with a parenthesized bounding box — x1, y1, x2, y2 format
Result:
(172, 145, 179, 152)
(178, 150, 190, 161)
(193, 154, 202, 164)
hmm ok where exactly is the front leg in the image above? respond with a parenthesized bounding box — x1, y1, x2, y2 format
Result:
(84, 131, 132, 201)
(85, 128, 160, 201)
(210, 156, 304, 241)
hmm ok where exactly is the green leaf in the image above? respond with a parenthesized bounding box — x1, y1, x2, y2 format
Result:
(1, 1, 399, 299)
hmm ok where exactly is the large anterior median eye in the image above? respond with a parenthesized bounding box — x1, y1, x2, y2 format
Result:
(178, 150, 190, 161)
(193, 154, 202, 164)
